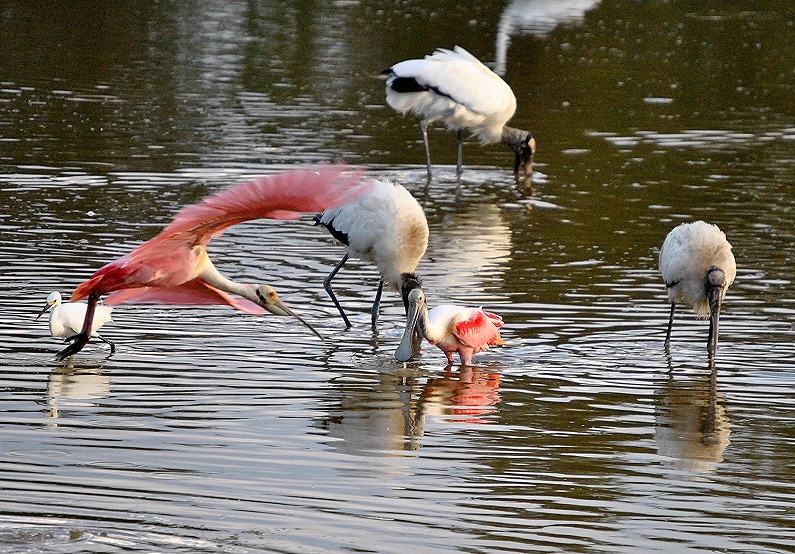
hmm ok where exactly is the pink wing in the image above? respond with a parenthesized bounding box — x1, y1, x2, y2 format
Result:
(162, 164, 369, 246)
(104, 279, 266, 315)
(453, 309, 504, 348)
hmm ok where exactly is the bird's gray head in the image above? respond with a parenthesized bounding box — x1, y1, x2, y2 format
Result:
(705, 266, 728, 290)
(400, 273, 423, 313)
(502, 128, 535, 177)
(705, 266, 728, 356)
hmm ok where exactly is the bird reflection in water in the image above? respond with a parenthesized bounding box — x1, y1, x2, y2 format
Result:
(46, 362, 110, 420)
(318, 366, 502, 455)
(654, 359, 730, 473)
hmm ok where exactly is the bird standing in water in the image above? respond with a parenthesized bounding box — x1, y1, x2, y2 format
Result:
(314, 179, 428, 330)
(659, 221, 736, 356)
(37, 291, 115, 355)
(383, 45, 535, 180)
(56, 165, 367, 360)
(395, 287, 505, 366)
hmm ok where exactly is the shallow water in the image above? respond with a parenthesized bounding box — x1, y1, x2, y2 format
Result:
(1, 2, 795, 553)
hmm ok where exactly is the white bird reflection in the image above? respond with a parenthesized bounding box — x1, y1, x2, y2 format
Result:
(654, 362, 730, 473)
(495, 0, 602, 74)
(47, 363, 110, 420)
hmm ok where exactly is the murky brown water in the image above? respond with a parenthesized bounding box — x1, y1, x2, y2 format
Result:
(1, 2, 794, 553)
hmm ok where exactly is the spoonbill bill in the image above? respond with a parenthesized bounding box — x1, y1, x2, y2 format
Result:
(314, 179, 428, 330)
(55, 165, 367, 360)
(383, 45, 535, 180)
(395, 287, 505, 366)
(658, 221, 736, 355)
(37, 291, 115, 355)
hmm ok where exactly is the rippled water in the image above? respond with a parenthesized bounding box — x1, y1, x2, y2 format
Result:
(2, 2, 795, 553)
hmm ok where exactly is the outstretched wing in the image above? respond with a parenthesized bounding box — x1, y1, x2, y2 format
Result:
(162, 164, 368, 246)
(104, 279, 266, 315)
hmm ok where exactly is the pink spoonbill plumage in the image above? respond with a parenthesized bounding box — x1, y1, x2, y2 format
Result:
(395, 287, 505, 366)
(56, 165, 367, 360)
(314, 178, 428, 330)
(658, 220, 736, 356)
(383, 45, 535, 180)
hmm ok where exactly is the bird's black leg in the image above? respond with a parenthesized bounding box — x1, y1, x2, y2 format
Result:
(664, 302, 676, 350)
(97, 334, 116, 356)
(420, 121, 432, 182)
(324, 253, 352, 329)
(456, 129, 464, 179)
(371, 279, 385, 332)
(56, 293, 99, 361)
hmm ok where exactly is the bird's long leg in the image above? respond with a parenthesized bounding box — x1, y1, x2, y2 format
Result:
(324, 253, 352, 329)
(420, 121, 432, 181)
(371, 279, 385, 331)
(97, 334, 116, 356)
(664, 302, 676, 350)
(56, 293, 99, 361)
(456, 129, 464, 179)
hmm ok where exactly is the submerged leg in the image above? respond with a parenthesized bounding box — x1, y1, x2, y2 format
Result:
(371, 279, 385, 331)
(664, 302, 676, 350)
(97, 334, 116, 356)
(420, 121, 432, 181)
(56, 293, 99, 361)
(456, 129, 464, 178)
(324, 253, 351, 329)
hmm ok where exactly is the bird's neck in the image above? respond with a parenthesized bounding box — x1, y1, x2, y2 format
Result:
(197, 251, 258, 303)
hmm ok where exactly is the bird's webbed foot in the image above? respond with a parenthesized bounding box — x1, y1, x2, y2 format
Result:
(55, 333, 90, 361)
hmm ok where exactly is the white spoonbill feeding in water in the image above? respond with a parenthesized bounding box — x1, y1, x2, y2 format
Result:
(314, 178, 428, 330)
(37, 291, 116, 355)
(395, 287, 505, 366)
(659, 221, 736, 355)
(383, 45, 535, 180)
(54, 165, 367, 360)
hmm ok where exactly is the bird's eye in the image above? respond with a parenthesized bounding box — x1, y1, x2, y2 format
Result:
(269, 291, 276, 299)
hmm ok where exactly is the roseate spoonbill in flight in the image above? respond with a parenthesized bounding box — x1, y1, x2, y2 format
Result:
(659, 221, 736, 356)
(37, 291, 116, 355)
(383, 45, 535, 180)
(395, 287, 505, 366)
(314, 179, 428, 330)
(55, 165, 367, 360)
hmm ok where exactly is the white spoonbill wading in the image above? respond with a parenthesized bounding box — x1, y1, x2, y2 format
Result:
(314, 178, 428, 330)
(55, 165, 367, 361)
(395, 287, 505, 366)
(659, 221, 736, 355)
(383, 45, 535, 180)
(37, 291, 115, 355)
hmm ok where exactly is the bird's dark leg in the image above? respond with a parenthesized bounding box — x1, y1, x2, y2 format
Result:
(456, 129, 464, 179)
(56, 293, 99, 361)
(97, 334, 116, 356)
(420, 121, 432, 182)
(371, 279, 385, 331)
(324, 253, 351, 329)
(664, 302, 676, 351)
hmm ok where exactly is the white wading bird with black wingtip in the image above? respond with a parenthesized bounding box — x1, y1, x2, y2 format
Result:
(314, 178, 429, 330)
(658, 221, 736, 356)
(383, 45, 536, 180)
(37, 291, 116, 355)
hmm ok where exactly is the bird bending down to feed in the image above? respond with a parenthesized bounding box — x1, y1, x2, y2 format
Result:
(37, 291, 115, 355)
(314, 179, 428, 330)
(383, 45, 535, 180)
(658, 221, 736, 356)
(55, 165, 367, 361)
(395, 287, 505, 366)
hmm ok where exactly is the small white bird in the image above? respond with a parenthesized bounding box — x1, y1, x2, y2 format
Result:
(383, 45, 535, 180)
(315, 179, 429, 330)
(395, 288, 505, 366)
(659, 221, 736, 355)
(37, 291, 115, 355)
